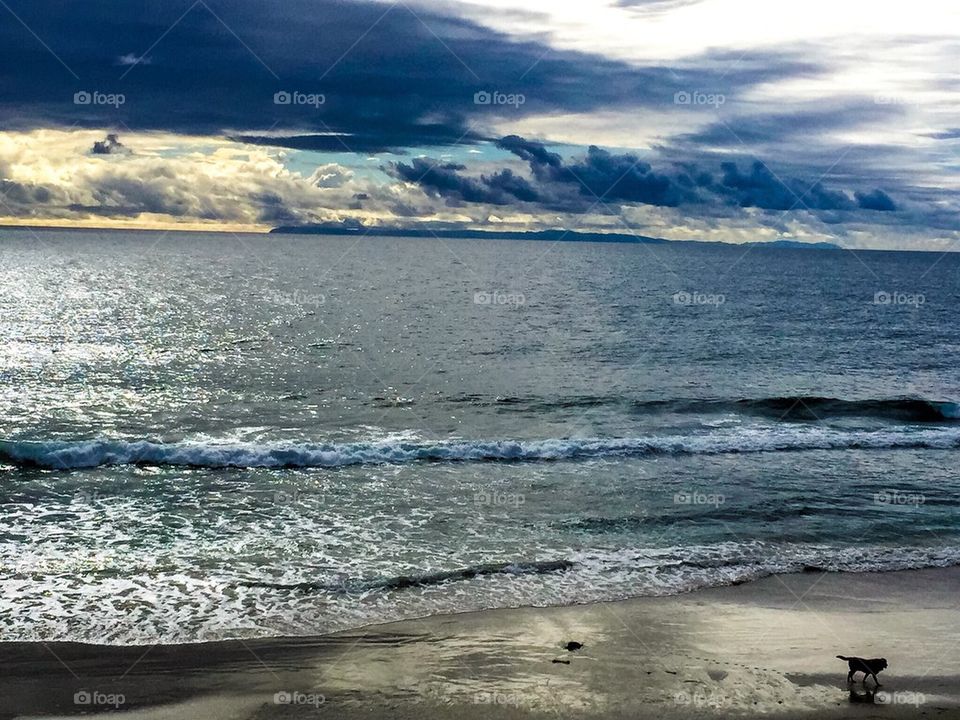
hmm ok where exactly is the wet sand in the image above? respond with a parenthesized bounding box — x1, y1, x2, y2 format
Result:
(3, 567, 960, 719)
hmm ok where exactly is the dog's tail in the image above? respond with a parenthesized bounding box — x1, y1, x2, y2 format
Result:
(836, 655, 851, 661)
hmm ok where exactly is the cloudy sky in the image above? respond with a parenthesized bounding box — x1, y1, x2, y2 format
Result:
(0, 0, 957, 249)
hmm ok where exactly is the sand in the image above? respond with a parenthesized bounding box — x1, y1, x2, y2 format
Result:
(3, 567, 960, 719)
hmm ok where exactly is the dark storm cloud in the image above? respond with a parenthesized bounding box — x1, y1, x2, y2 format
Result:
(91, 133, 128, 155)
(712, 161, 854, 211)
(389, 157, 537, 205)
(676, 101, 899, 148)
(483, 169, 540, 202)
(0, 0, 821, 152)
(0, 180, 57, 208)
(495, 136, 698, 207)
(251, 192, 302, 225)
(398, 136, 899, 216)
(391, 159, 492, 203)
(560, 146, 699, 206)
(496, 135, 564, 175)
(654, 101, 918, 216)
(855, 188, 897, 211)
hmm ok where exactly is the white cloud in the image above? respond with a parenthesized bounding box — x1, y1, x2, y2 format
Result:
(435, 0, 959, 63)
(116, 53, 151, 66)
(0, 130, 369, 230)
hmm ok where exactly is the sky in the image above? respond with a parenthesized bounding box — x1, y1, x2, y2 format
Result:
(0, 0, 957, 249)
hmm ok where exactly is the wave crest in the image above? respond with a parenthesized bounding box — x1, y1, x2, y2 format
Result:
(242, 559, 574, 593)
(2, 425, 960, 470)
(448, 394, 960, 422)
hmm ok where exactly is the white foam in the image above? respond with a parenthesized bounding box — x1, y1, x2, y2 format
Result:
(3, 541, 960, 645)
(3, 424, 960, 469)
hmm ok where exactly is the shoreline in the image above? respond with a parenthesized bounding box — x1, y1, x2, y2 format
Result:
(5, 558, 960, 650)
(4, 567, 960, 718)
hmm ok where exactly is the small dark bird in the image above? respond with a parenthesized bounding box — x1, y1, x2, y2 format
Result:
(564, 641, 583, 651)
(837, 655, 887, 685)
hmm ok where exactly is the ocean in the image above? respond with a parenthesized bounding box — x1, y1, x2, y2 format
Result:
(1, 228, 959, 644)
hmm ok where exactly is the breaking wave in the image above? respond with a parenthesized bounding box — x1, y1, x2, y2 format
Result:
(450, 394, 960, 422)
(3, 424, 960, 470)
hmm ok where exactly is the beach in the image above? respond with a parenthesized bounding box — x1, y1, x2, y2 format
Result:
(4, 567, 960, 719)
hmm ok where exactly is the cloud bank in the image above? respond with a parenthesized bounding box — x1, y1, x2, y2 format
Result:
(0, 0, 955, 247)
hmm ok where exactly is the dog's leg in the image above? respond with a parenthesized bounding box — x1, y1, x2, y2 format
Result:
(847, 669, 854, 684)
(872, 673, 881, 686)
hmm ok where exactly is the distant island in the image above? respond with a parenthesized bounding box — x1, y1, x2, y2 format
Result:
(744, 239, 842, 250)
(269, 224, 843, 249)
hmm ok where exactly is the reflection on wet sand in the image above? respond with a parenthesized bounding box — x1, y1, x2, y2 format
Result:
(2, 568, 960, 719)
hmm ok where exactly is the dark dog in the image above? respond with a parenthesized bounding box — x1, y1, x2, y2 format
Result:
(837, 655, 887, 685)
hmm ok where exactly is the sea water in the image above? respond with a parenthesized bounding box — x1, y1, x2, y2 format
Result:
(1, 228, 958, 643)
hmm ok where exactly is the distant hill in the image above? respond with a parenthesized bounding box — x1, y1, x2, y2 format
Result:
(270, 224, 843, 250)
(269, 225, 669, 244)
(744, 239, 842, 250)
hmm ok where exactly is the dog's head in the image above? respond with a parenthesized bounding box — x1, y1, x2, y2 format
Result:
(878, 659, 888, 670)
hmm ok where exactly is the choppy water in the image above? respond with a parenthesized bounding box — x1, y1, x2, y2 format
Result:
(1, 228, 959, 644)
